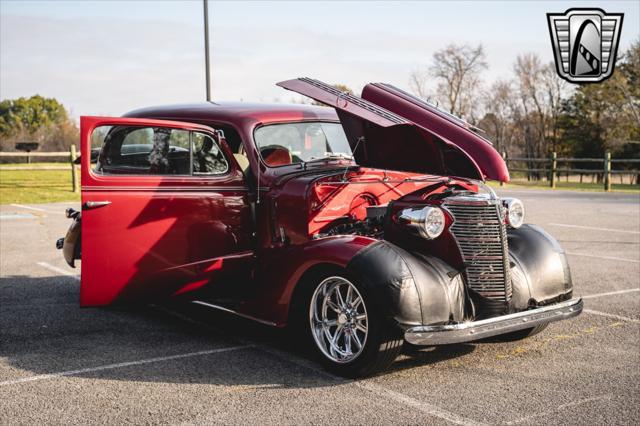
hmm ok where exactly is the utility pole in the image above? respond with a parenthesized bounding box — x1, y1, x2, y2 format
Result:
(203, 0, 211, 101)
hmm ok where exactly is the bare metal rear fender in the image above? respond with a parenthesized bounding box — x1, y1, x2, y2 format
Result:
(62, 215, 81, 268)
(346, 241, 464, 328)
(508, 224, 573, 309)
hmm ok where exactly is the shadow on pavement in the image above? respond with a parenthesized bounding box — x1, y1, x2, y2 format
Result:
(1, 275, 476, 386)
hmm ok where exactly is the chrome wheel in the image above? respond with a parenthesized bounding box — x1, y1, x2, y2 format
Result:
(309, 276, 368, 363)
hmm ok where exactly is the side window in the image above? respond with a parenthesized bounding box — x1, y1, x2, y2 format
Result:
(91, 126, 227, 176)
(192, 132, 229, 175)
(146, 129, 190, 175)
(90, 126, 110, 169)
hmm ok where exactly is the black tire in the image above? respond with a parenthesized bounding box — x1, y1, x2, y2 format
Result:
(490, 323, 549, 342)
(290, 266, 404, 378)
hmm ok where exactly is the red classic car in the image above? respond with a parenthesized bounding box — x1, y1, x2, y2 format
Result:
(58, 78, 582, 377)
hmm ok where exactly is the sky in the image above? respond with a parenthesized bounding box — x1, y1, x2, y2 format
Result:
(1, 0, 638, 118)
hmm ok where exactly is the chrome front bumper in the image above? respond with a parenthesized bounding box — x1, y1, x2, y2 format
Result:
(405, 297, 583, 346)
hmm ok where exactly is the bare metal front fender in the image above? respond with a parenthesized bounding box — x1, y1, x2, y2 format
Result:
(347, 241, 465, 328)
(508, 224, 573, 309)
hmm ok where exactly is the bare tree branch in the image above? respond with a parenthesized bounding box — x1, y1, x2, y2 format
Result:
(430, 44, 488, 118)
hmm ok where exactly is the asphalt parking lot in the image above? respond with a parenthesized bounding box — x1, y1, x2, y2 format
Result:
(1, 188, 639, 425)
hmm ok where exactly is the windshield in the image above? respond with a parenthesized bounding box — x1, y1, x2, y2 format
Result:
(254, 122, 353, 167)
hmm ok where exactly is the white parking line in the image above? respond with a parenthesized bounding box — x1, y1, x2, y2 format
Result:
(0, 345, 251, 386)
(253, 342, 481, 426)
(507, 394, 612, 424)
(10, 203, 48, 212)
(355, 380, 481, 426)
(566, 252, 640, 264)
(548, 223, 640, 234)
(583, 309, 639, 323)
(582, 288, 640, 299)
(0, 213, 35, 220)
(9, 203, 65, 214)
(155, 305, 481, 426)
(37, 262, 80, 280)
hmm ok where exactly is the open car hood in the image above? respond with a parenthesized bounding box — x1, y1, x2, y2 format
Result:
(277, 78, 508, 182)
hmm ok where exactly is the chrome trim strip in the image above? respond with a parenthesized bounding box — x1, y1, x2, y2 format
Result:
(191, 300, 277, 327)
(296, 77, 410, 124)
(83, 185, 250, 192)
(160, 251, 254, 273)
(404, 298, 583, 345)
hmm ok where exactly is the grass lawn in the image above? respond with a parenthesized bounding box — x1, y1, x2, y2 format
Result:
(1, 163, 638, 205)
(0, 162, 71, 169)
(490, 179, 640, 193)
(0, 168, 80, 204)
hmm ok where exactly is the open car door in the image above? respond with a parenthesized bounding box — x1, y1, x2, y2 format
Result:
(79, 116, 253, 306)
(277, 78, 508, 182)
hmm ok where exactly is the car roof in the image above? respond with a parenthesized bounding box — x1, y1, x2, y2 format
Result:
(123, 101, 339, 127)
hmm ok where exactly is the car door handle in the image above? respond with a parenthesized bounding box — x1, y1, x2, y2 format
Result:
(83, 201, 111, 209)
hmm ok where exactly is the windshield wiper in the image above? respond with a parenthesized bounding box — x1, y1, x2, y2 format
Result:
(302, 154, 354, 168)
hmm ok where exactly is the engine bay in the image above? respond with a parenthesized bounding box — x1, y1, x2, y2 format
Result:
(308, 168, 482, 241)
(313, 204, 387, 239)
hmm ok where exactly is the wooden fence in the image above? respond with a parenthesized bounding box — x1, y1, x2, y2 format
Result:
(0, 147, 638, 192)
(503, 151, 640, 191)
(0, 145, 79, 193)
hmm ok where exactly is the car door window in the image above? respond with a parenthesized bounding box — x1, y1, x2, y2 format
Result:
(92, 126, 227, 176)
(192, 132, 229, 175)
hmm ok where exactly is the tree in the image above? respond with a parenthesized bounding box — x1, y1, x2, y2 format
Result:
(513, 53, 547, 161)
(509, 53, 572, 180)
(408, 68, 430, 100)
(0, 95, 68, 136)
(541, 62, 571, 153)
(406, 38, 638, 185)
(479, 80, 519, 154)
(614, 39, 640, 130)
(556, 40, 639, 154)
(429, 44, 488, 120)
(0, 95, 78, 152)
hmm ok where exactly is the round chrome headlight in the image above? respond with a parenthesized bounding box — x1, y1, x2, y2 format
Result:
(423, 207, 446, 238)
(503, 198, 525, 229)
(398, 206, 446, 239)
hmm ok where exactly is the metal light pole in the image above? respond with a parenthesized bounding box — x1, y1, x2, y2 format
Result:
(203, 0, 211, 101)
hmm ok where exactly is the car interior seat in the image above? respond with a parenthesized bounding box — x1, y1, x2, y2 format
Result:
(233, 153, 250, 177)
(260, 146, 292, 167)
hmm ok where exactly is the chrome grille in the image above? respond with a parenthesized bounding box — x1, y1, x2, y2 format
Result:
(445, 197, 512, 301)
